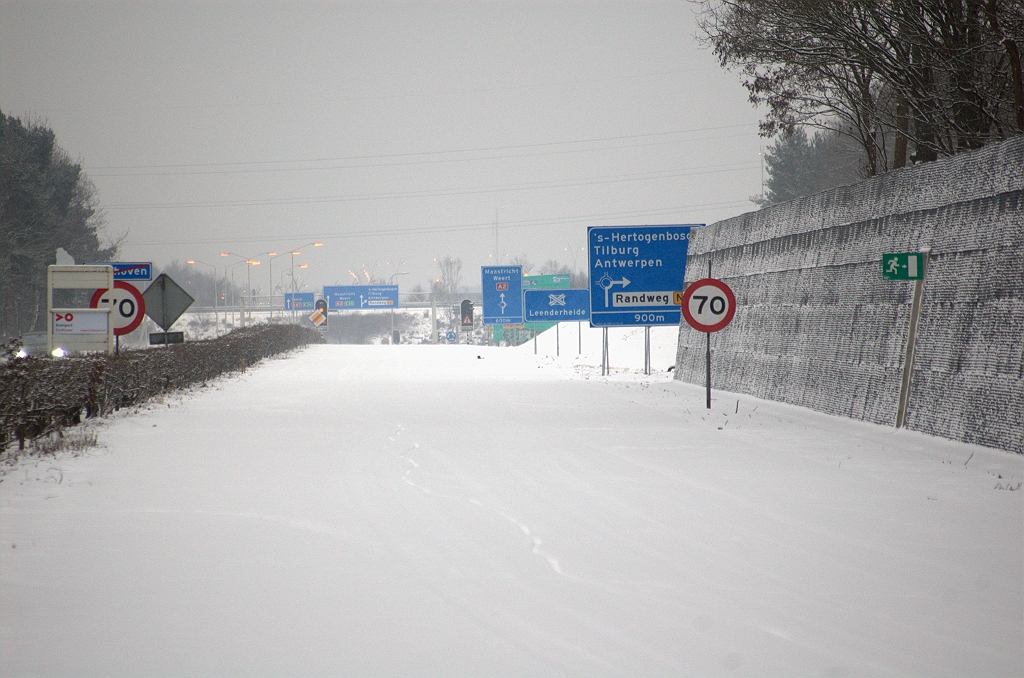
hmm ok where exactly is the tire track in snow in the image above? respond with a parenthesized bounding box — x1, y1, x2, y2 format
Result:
(393, 424, 565, 577)
(141, 507, 356, 541)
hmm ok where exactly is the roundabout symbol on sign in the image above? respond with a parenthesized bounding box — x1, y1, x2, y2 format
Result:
(90, 281, 146, 336)
(681, 278, 736, 333)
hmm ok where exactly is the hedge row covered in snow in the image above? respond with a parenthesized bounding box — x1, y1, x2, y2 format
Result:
(0, 324, 323, 452)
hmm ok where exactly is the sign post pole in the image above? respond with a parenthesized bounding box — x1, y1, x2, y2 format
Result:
(643, 326, 650, 375)
(894, 248, 931, 428)
(431, 293, 438, 344)
(706, 260, 711, 408)
(602, 328, 609, 376)
(706, 330, 712, 409)
(681, 267, 737, 411)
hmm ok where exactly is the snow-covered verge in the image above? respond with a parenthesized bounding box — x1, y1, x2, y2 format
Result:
(1, 324, 1021, 677)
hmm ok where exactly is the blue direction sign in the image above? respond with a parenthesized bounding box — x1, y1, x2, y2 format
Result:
(323, 285, 399, 309)
(525, 288, 590, 322)
(283, 292, 315, 310)
(481, 266, 523, 325)
(88, 262, 152, 281)
(588, 225, 697, 326)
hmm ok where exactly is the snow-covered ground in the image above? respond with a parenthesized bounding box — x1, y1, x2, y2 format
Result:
(2, 324, 1021, 677)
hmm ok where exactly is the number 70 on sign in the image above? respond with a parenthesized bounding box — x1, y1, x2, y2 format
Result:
(681, 278, 736, 333)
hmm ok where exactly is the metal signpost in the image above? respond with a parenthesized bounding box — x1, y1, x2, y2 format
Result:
(524, 288, 590, 322)
(48, 265, 115, 356)
(588, 225, 696, 374)
(885, 248, 931, 428)
(481, 266, 523, 325)
(86, 261, 151, 347)
(309, 309, 327, 330)
(90, 281, 146, 353)
(522, 273, 571, 351)
(588, 225, 694, 326)
(284, 292, 315, 310)
(312, 299, 328, 333)
(143, 274, 195, 344)
(322, 285, 399, 309)
(525, 289, 590, 357)
(681, 275, 737, 409)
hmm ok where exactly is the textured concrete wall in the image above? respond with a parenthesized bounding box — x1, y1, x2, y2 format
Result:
(674, 137, 1023, 454)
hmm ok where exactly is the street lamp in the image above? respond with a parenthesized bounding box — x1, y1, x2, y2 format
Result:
(221, 252, 264, 326)
(186, 259, 220, 336)
(223, 259, 250, 328)
(286, 242, 323, 321)
(388, 270, 409, 343)
(266, 251, 285, 319)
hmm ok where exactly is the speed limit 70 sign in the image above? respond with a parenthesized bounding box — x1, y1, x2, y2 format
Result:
(90, 281, 146, 336)
(681, 278, 736, 332)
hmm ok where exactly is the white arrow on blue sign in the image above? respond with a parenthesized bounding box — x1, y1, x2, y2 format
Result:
(588, 225, 698, 326)
(481, 266, 523, 325)
(323, 285, 399, 309)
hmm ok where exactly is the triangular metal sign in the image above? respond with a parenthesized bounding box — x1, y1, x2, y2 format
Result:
(143, 273, 195, 331)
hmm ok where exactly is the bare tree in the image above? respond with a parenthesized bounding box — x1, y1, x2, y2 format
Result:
(694, 0, 1024, 174)
(509, 255, 534, 275)
(431, 255, 463, 304)
(539, 259, 570, 275)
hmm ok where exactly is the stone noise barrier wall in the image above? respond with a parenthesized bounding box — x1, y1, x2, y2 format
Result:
(674, 137, 1023, 454)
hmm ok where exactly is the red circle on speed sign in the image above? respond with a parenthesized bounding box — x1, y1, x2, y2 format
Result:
(90, 281, 146, 336)
(681, 278, 736, 333)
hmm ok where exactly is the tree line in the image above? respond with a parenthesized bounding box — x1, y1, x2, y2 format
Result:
(697, 0, 1024, 186)
(1, 111, 118, 338)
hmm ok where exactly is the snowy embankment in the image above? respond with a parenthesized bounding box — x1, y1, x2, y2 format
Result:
(1, 324, 1021, 677)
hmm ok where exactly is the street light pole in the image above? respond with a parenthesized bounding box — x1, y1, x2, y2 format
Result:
(287, 242, 323, 322)
(186, 259, 219, 336)
(224, 258, 252, 329)
(222, 251, 264, 326)
(388, 270, 409, 344)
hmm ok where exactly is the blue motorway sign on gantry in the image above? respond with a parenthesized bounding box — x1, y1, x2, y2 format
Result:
(322, 285, 399, 309)
(525, 288, 591, 322)
(588, 224, 698, 326)
(481, 266, 523, 325)
(283, 292, 315, 310)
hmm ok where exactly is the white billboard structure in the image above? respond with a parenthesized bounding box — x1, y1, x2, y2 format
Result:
(47, 265, 114, 356)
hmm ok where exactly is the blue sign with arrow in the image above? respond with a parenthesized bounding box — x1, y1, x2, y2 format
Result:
(283, 292, 315, 310)
(323, 285, 399, 309)
(524, 288, 590, 322)
(588, 225, 697, 326)
(481, 266, 523, 325)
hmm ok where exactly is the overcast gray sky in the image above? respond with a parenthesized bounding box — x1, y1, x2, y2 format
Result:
(2, 1, 764, 293)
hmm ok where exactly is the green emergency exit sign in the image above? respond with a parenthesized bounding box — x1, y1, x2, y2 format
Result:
(882, 252, 925, 280)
